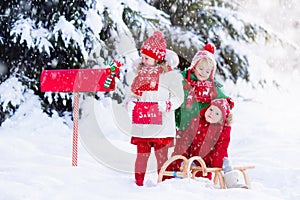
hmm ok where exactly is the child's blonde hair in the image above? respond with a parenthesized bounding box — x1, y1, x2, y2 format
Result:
(136, 60, 169, 73)
(193, 57, 215, 76)
(187, 43, 216, 82)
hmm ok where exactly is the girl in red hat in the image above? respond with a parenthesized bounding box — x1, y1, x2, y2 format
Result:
(168, 99, 245, 187)
(164, 44, 234, 179)
(174, 43, 232, 133)
(175, 99, 246, 188)
(185, 98, 232, 171)
(126, 31, 184, 186)
(171, 43, 234, 155)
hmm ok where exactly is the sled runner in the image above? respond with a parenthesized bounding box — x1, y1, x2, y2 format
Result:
(158, 155, 255, 189)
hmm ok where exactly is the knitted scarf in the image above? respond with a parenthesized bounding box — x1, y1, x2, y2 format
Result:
(185, 79, 217, 108)
(131, 66, 163, 96)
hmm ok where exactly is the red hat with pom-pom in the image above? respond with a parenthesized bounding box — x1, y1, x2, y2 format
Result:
(189, 43, 216, 71)
(186, 43, 217, 85)
(140, 31, 166, 61)
(184, 43, 218, 108)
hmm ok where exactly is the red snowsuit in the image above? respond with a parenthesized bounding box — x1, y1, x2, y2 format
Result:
(168, 112, 231, 179)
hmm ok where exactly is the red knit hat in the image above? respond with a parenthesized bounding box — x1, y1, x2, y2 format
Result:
(200, 98, 231, 122)
(187, 43, 216, 82)
(209, 99, 231, 122)
(140, 31, 166, 61)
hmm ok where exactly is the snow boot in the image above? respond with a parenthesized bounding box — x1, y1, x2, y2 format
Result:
(135, 179, 143, 186)
(223, 170, 248, 189)
(135, 172, 145, 186)
(222, 157, 248, 189)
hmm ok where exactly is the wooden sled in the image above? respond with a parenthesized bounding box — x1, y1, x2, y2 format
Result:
(157, 155, 189, 179)
(158, 155, 255, 189)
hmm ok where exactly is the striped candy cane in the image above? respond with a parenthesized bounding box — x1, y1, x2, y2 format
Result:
(103, 60, 122, 88)
(72, 92, 80, 166)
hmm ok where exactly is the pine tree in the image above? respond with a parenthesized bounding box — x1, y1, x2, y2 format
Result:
(0, 0, 91, 122)
(143, 0, 269, 82)
(0, 0, 275, 125)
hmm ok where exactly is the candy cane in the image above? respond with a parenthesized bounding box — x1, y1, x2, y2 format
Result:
(103, 60, 122, 88)
(72, 92, 80, 166)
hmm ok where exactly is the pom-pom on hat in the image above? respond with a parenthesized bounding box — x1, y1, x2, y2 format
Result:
(226, 97, 235, 109)
(140, 31, 167, 61)
(202, 43, 215, 54)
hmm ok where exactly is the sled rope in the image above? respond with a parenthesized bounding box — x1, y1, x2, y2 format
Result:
(72, 92, 80, 166)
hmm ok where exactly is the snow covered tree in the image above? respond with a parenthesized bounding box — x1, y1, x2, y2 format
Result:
(143, 0, 272, 82)
(0, 0, 91, 122)
(0, 0, 275, 125)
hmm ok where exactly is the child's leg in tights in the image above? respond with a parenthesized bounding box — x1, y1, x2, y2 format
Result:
(135, 142, 152, 186)
(153, 143, 169, 175)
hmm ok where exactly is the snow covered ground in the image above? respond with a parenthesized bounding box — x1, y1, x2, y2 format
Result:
(1, 62, 300, 200)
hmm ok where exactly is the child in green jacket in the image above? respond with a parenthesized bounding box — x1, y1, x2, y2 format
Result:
(175, 43, 232, 132)
(171, 43, 234, 157)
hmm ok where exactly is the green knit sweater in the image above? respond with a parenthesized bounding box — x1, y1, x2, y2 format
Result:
(175, 70, 229, 131)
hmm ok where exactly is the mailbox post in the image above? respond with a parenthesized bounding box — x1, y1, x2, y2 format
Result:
(40, 62, 121, 166)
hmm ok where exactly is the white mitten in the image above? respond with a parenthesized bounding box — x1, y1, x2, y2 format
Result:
(222, 157, 233, 173)
(158, 101, 172, 112)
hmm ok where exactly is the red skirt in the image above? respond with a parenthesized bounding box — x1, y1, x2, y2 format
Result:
(131, 137, 174, 147)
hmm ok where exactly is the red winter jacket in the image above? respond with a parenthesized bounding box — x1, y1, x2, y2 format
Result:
(188, 117, 231, 168)
(172, 114, 230, 168)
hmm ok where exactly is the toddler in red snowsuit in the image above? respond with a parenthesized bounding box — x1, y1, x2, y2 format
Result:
(168, 99, 232, 180)
(188, 99, 231, 177)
